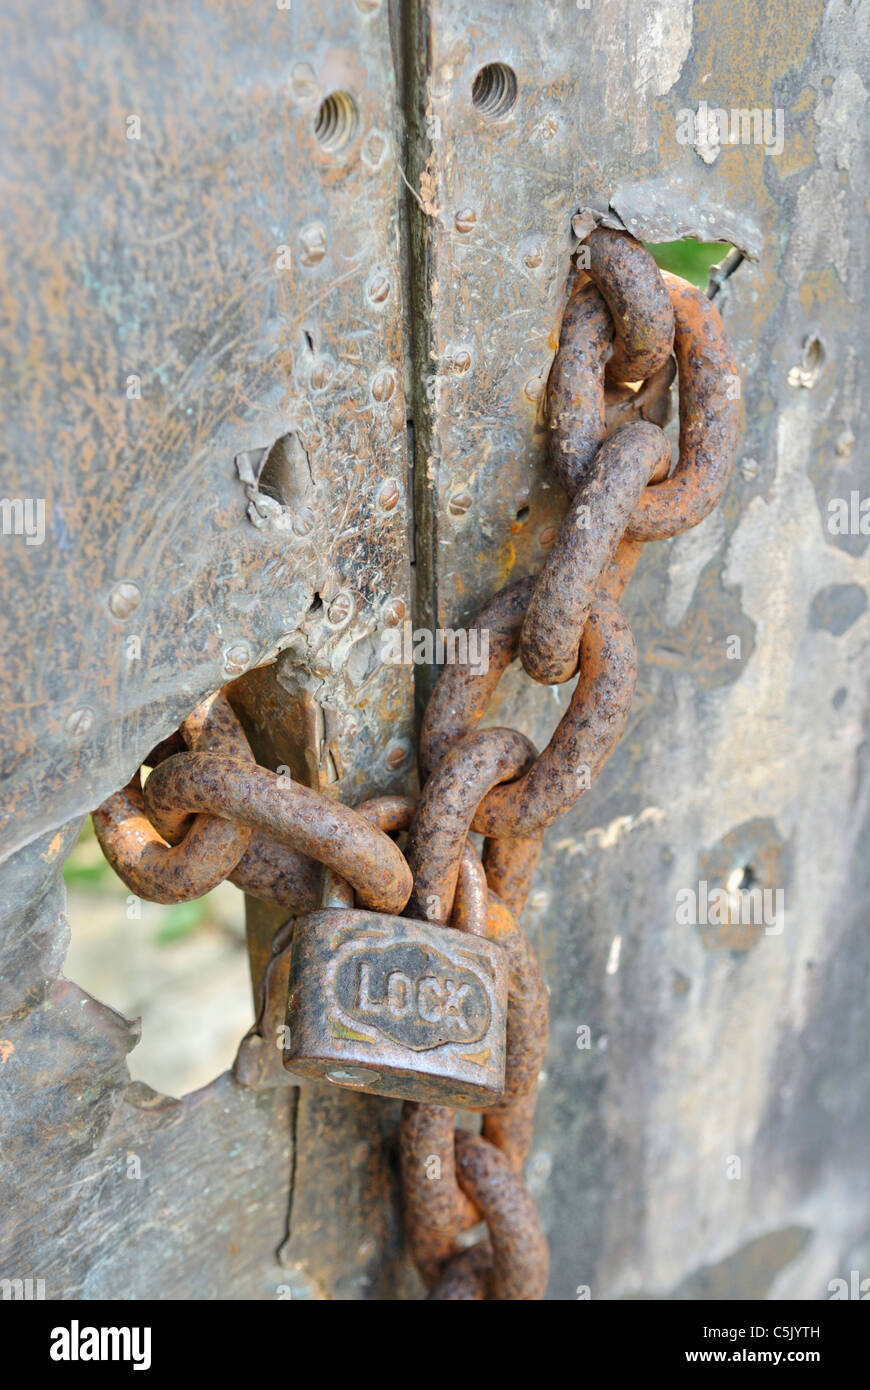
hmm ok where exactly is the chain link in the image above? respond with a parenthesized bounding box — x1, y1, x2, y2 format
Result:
(92, 226, 739, 1300)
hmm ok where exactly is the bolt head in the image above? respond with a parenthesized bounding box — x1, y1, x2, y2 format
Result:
(224, 642, 252, 676)
(371, 369, 395, 402)
(368, 274, 391, 304)
(539, 526, 558, 549)
(524, 376, 546, 402)
(449, 349, 471, 373)
(386, 743, 408, 770)
(291, 507, 315, 537)
(326, 592, 353, 627)
(523, 247, 543, 269)
(384, 598, 405, 626)
(298, 223, 327, 267)
(109, 581, 142, 620)
(310, 359, 333, 391)
(378, 478, 400, 511)
(65, 706, 94, 740)
(454, 208, 477, 233)
(447, 490, 472, 518)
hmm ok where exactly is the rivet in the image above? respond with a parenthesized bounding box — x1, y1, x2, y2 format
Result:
(539, 526, 558, 549)
(326, 591, 353, 627)
(449, 349, 471, 374)
(454, 208, 477, 233)
(524, 376, 546, 402)
(65, 707, 94, 740)
(290, 63, 319, 104)
(328, 1067, 375, 1085)
(371, 369, 396, 402)
(523, 247, 543, 269)
(384, 597, 405, 625)
(298, 223, 327, 267)
(361, 130, 386, 168)
(355, 0, 380, 11)
(309, 359, 333, 391)
(836, 430, 855, 457)
(378, 478, 400, 511)
(224, 642, 252, 676)
(109, 581, 142, 620)
(368, 274, 391, 304)
(386, 743, 408, 770)
(447, 490, 472, 518)
(291, 508, 315, 538)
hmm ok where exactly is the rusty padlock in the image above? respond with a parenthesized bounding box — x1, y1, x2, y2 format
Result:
(283, 857, 509, 1109)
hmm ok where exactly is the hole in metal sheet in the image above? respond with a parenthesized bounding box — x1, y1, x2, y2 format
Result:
(63, 818, 253, 1099)
(726, 863, 758, 893)
(472, 63, 518, 121)
(644, 239, 737, 292)
(314, 91, 359, 151)
(258, 431, 313, 506)
(788, 334, 825, 390)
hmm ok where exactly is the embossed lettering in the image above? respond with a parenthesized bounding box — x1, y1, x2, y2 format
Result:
(335, 941, 492, 1051)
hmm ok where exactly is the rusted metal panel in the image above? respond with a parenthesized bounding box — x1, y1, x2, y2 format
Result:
(0, 820, 294, 1300)
(410, 0, 870, 1299)
(0, 0, 413, 864)
(1, 0, 414, 1299)
(2, 0, 869, 1303)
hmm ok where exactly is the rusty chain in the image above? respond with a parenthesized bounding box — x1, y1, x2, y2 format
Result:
(91, 226, 739, 1300)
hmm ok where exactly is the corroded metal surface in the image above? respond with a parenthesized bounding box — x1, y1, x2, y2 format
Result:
(0, 0, 414, 864)
(2, 0, 869, 1304)
(588, 230, 675, 384)
(407, 0, 870, 1304)
(405, 728, 536, 918)
(408, 0, 867, 1301)
(143, 755, 412, 913)
(0, 0, 415, 1302)
(522, 421, 671, 684)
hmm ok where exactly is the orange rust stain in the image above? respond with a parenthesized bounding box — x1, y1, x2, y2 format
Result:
(799, 268, 854, 320)
(0, 1041, 14, 1063)
(774, 86, 819, 180)
(41, 831, 64, 861)
(691, 0, 823, 107)
(497, 542, 517, 584)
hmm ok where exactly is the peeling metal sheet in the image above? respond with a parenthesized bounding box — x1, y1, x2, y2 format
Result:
(604, 178, 764, 259)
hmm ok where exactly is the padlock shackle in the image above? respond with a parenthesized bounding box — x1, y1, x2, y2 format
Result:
(320, 795, 416, 908)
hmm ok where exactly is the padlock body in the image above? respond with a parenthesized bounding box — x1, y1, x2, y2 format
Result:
(283, 908, 507, 1106)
